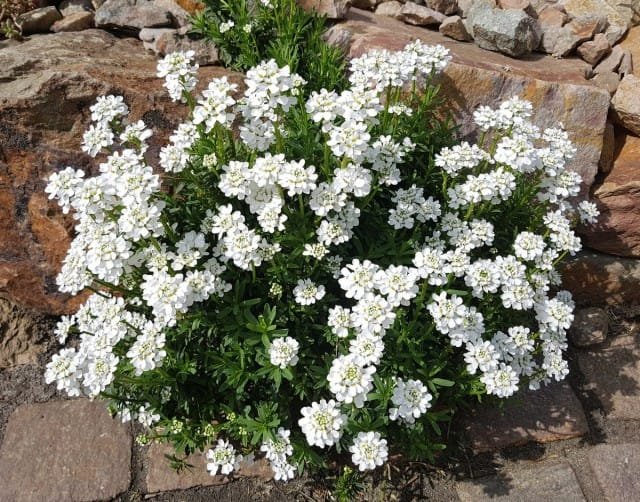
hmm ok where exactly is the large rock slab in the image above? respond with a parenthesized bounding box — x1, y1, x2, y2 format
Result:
(0, 297, 49, 369)
(334, 9, 610, 196)
(462, 381, 588, 452)
(456, 462, 586, 501)
(582, 133, 640, 257)
(0, 30, 238, 315)
(577, 331, 640, 419)
(588, 443, 640, 500)
(0, 400, 132, 501)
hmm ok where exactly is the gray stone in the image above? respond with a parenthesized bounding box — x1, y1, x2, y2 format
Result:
(375, 0, 404, 18)
(457, 0, 496, 18)
(589, 443, 640, 500)
(16, 6, 62, 34)
(498, 0, 538, 17)
(400, 3, 447, 25)
(463, 381, 589, 452)
(611, 74, 640, 136)
(95, 0, 173, 32)
(456, 462, 586, 501)
(145, 32, 219, 66)
(0, 400, 132, 501)
(51, 11, 95, 32)
(425, 0, 459, 15)
(439, 14, 473, 40)
(58, 0, 94, 15)
(569, 307, 609, 347)
(591, 70, 620, 94)
(469, 7, 542, 57)
(139, 26, 175, 43)
(577, 33, 611, 65)
(594, 45, 625, 74)
(297, 0, 351, 18)
(0, 297, 48, 369)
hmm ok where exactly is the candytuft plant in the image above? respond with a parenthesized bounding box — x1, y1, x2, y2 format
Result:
(44, 39, 598, 481)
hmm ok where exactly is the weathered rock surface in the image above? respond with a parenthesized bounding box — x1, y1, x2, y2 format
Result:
(145, 442, 272, 494)
(589, 443, 640, 500)
(569, 307, 609, 346)
(462, 381, 589, 452)
(594, 45, 625, 74)
(541, 14, 607, 57)
(425, 0, 459, 15)
(577, 33, 611, 65)
(439, 14, 473, 40)
(0, 400, 132, 501)
(51, 11, 95, 32)
(95, 0, 174, 32)
(611, 74, 640, 136)
(456, 462, 586, 501)
(562, 0, 634, 45)
(0, 30, 238, 315)
(591, 70, 620, 94)
(143, 31, 219, 65)
(297, 0, 352, 18)
(0, 297, 49, 369)
(599, 121, 616, 173)
(375, 0, 403, 18)
(468, 6, 541, 56)
(618, 26, 640, 76)
(400, 3, 446, 25)
(16, 6, 62, 34)
(619, 49, 634, 77)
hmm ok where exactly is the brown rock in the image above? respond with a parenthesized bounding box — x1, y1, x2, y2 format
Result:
(619, 26, 640, 76)
(577, 332, 640, 419)
(619, 50, 634, 77)
(297, 0, 351, 18)
(323, 24, 354, 52)
(456, 462, 586, 501)
(425, 0, 459, 16)
(537, 5, 568, 27)
(0, 297, 49, 369)
(339, 9, 608, 195)
(543, 14, 608, 57)
(498, 0, 538, 18)
(174, 0, 205, 15)
(594, 45, 625, 74)
(569, 307, 609, 347)
(611, 74, 640, 136)
(399, 3, 447, 25)
(589, 443, 640, 500)
(598, 121, 615, 174)
(562, 250, 640, 305)
(591, 70, 620, 94)
(145, 442, 272, 494)
(375, 0, 404, 19)
(16, 6, 62, 34)
(0, 30, 239, 315)
(563, 0, 631, 46)
(146, 31, 219, 66)
(50, 11, 95, 32)
(439, 15, 473, 41)
(582, 133, 640, 257)
(577, 33, 611, 65)
(0, 400, 132, 501)
(462, 381, 589, 452)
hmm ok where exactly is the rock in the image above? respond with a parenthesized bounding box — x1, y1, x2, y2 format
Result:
(457, 0, 497, 18)
(297, 0, 351, 18)
(174, 0, 205, 14)
(619, 26, 640, 76)
(538, 5, 569, 27)
(323, 24, 354, 52)
(353, 0, 379, 9)
(425, 0, 459, 15)
(541, 14, 608, 57)
(146, 32, 219, 66)
(0, 30, 239, 315)
(589, 443, 640, 500)
(582, 133, 640, 257)
(599, 121, 616, 174)
(594, 45, 624, 73)
(577, 33, 611, 65)
(375, 0, 403, 18)
(50, 11, 95, 32)
(456, 462, 586, 502)
(469, 7, 542, 57)
(139, 26, 175, 43)
(16, 6, 62, 34)
(591, 70, 620, 94)
(577, 331, 640, 419)
(619, 49, 634, 77)
(145, 442, 272, 493)
(563, 250, 640, 305)
(0, 400, 132, 501)
(154, 0, 191, 27)
(95, 0, 173, 33)
(569, 307, 609, 346)
(58, 0, 94, 15)
(498, 0, 538, 18)
(611, 74, 640, 135)
(439, 15, 473, 40)
(0, 297, 49, 369)
(340, 9, 608, 195)
(400, 3, 447, 25)
(562, 0, 631, 46)
(462, 381, 589, 452)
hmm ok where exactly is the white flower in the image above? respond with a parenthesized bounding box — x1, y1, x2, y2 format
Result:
(219, 20, 235, 34)
(464, 340, 499, 375)
(298, 399, 347, 448)
(82, 122, 114, 157)
(327, 354, 375, 408)
(513, 231, 546, 261)
(349, 431, 388, 471)
(293, 279, 326, 305)
(351, 293, 396, 336)
(90, 95, 128, 123)
(328, 306, 352, 338)
(338, 259, 380, 300)
(269, 337, 300, 368)
(481, 363, 519, 398)
(349, 333, 385, 365)
(260, 427, 293, 463)
(206, 439, 242, 476)
(388, 378, 432, 424)
(126, 325, 167, 376)
(45, 348, 82, 396)
(577, 200, 599, 224)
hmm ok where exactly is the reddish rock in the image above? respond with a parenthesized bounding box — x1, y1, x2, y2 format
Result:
(375, 0, 403, 18)
(589, 443, 640, 500)
(0, 30, 239, 315)
(577, 33, 611, 65)
(0, 400, 132, 501)
(50, 11, 95, 32)
(399, 3, 446, 25)
(462, 381, 589, 452)
(594, 44, 624, 74)
(297, 0, 351, 18)
(598, 121, 616, 174)
(174, 0, 205, 14)
(591, 70, 620, 95)
(537, 5, 569, 27)
(425, 0, 458, 16)
(562, 0, 631, 46)
(611, 74, 640, 136)
(569, 306, 609, 347)
(439, 15, 473, 41)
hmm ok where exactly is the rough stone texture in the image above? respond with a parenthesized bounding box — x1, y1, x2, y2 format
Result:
(562, 0, 633, 45)
(0, 297, 48, 368)
(611, 74, 640, 136)
(541, 14, 607, 57)
(58, 0, 94, 15)
(144, 31, 219, 65)
(425, 0, 459, 15)
(577, 332, 640, 419)
(297, 0, 351, 18)
(16, 6, 62, 34)
(50, 11, 95, 32)
(619, 49, 634, 77)
(340, 9, 608, 196)
(594, 45, 625, 74)
(145, 443, 272, 493)
(0, 400, 132, 501)
(591, 70, 620, 94)
(95, 0, 173, 32)
(569, 307, 609, 347)
(463, 381, 589, 452)
(577, 32, 611, 65)
(538, 5, 569, 27)
(400, 3, 446, 25)
(375, 0, 403, 18)
(498, 0, 537, 17)
(0, 30, 239, 315)
(456, 462, 586, 501)
(563, 251, 640, 305)
(469, 6, 542, 56)
(439, 15, 473, 41)
(619, 26, 640, 76)
(589, 443, 640, 500)
(457, 0, 497, 17)
(139, 26, 175, 42)
(599, 121, 616, 174)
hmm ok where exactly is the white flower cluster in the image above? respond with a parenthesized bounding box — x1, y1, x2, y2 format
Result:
(260, 427, 295, 481)
(206, 439, 242, 476)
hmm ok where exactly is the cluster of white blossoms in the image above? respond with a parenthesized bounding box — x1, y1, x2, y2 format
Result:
(45, 39, 599, 479)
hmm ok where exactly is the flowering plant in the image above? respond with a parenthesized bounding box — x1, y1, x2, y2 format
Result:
(44, 41, 597, 479)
